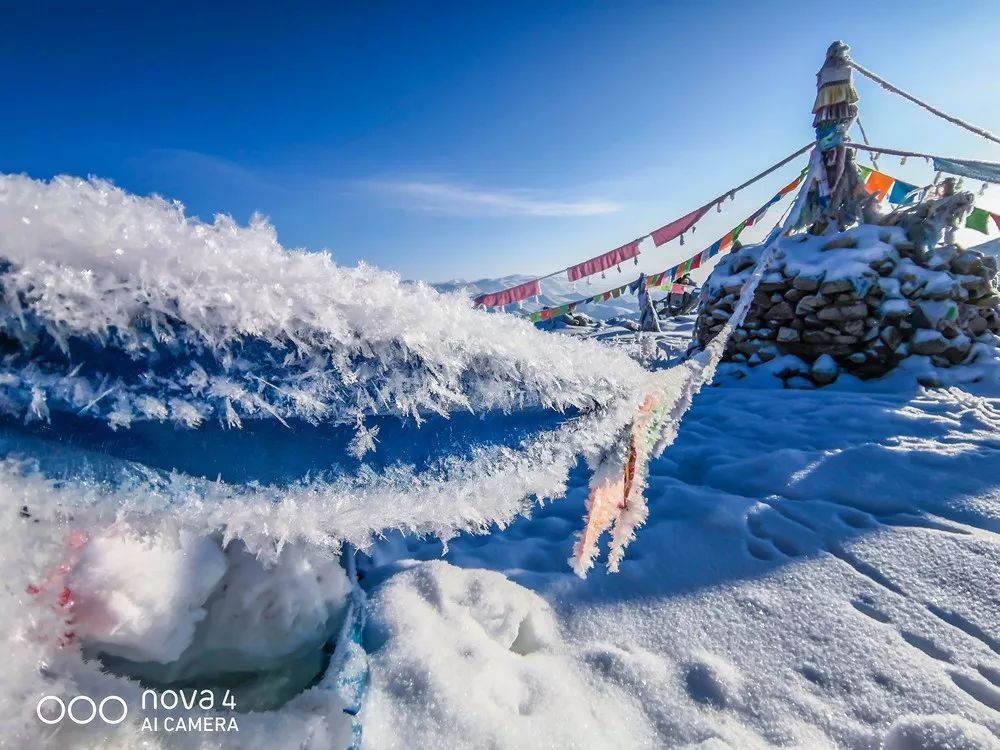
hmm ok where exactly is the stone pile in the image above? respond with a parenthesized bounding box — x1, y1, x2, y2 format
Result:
(693, 225, 1000, 386)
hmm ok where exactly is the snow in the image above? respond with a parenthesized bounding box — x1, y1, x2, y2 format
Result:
(366, 379, 1000, 748)
(3, 173, 1000, 749)
(67, 530, 228, 664)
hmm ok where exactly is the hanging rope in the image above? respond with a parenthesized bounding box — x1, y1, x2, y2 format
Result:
(848, 59, 1000, 146)
(854, 116, 879, 168)
(848, 142, 1000, 167)
(528, 142, 815, 284)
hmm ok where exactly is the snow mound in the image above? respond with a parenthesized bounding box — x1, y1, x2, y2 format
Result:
(361, 561, 655, 749)
(883, 714, 997, 750)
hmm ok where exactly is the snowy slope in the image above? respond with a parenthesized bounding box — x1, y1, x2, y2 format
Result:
(361, 372, 1000, 749)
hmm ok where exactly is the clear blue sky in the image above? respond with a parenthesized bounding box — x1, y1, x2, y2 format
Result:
(3, 1, 999, 282)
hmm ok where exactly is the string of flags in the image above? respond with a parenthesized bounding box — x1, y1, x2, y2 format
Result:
(526, 169, 808, 323)
(473, 143, 814, 308)
(857, 165, 1000, 234)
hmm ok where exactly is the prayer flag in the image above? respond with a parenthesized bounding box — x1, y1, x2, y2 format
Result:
(966, 207, 991, 234)
(888, 179, 918, 205)
(474, 279, 541, 308)
(865, 170, 894, 201)
(567, 240, 641, 282)
(650, 206, 710, 246)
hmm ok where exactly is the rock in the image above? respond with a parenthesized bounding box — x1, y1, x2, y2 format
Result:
(820, 278, 853, 295)
(772, 356, 810, 378)
(833, 334, 860, 345)
(817, 306, 843, 322)
(879, 299, 912, 319)
(723, 280, 745, 295)
(757, 280, 786, 293)
(967, 313, 988, 335)
(811, 354, 839, 384)
(764, 302, 794, 321)
(795, 295, 826, 316)
(777, 327, 800, 343)
(822, 236, 858, 250)
(880, 325, 902, 350)
(792, 275, 822, 292)
(784, 288, 803, 303)
(951, 250, 984, 276)
(839, 302, 868, 320)
(847, 352, 867, 364)
(911, 329, 949, 355)
(802, 314, 825, 329)
(943, 333, 972, 363)
(785, 375, 817, 389)
(758, 345, 778, 362)
(841, 319, 865, 338)
(711, 308, 731, 321)
(802, 330, 832, 344)
(875, 260, 895, 276)
(757, 327, 776, 340)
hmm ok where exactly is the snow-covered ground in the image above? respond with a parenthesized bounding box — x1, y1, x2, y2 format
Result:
(359, 340, 1000, 748)
(4, 174, 1000, 749)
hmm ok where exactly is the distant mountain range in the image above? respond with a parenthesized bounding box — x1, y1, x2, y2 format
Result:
(433, 272, 648, 321)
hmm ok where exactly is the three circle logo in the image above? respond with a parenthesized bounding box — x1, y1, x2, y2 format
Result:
(36, 695, 128, 725)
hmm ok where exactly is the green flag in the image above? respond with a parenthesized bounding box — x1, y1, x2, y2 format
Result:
(966, 207, 991, 234)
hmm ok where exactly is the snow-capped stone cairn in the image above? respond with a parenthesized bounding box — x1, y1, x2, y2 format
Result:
(693, 191, 1000, 387)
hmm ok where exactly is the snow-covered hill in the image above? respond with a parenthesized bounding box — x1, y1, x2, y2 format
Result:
(434, 273, 643, 320)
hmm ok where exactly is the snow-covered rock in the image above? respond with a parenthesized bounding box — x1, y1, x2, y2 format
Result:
(694, 224, 1000, 387)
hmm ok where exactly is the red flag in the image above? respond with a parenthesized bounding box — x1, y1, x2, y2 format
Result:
(650, 205, 710, 246)
(474, 279, 540, 308)
(566, 240, 641, 282)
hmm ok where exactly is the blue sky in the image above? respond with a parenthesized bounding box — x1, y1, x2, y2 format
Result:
(2, 1, 999, 282)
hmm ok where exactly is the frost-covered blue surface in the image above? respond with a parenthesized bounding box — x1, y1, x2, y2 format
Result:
(0, 174, 664, 548)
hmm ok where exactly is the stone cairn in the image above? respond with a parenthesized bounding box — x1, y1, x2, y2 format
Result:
(693, 220, 1000, 386)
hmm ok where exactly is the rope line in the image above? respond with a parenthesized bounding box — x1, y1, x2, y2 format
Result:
(848, 142, 1000, 167)
(848, 59, 1000, 146)
(503, 142, 815, 288)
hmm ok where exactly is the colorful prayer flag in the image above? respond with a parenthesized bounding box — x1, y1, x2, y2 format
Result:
(932, 157, 1000, 186)
(966, 207, 991, 234)
(888, 179, 918, 205)
(474, 279, 541, 308)
(865, 170, 894, 201)
(650, 206, 711, 247)
(567, 240, 641, 282)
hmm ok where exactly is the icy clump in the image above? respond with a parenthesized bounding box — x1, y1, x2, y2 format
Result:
(67, 529, 228, 664)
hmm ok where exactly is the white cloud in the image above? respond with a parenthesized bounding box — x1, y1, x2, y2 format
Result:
(366, 178, 620, 218)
